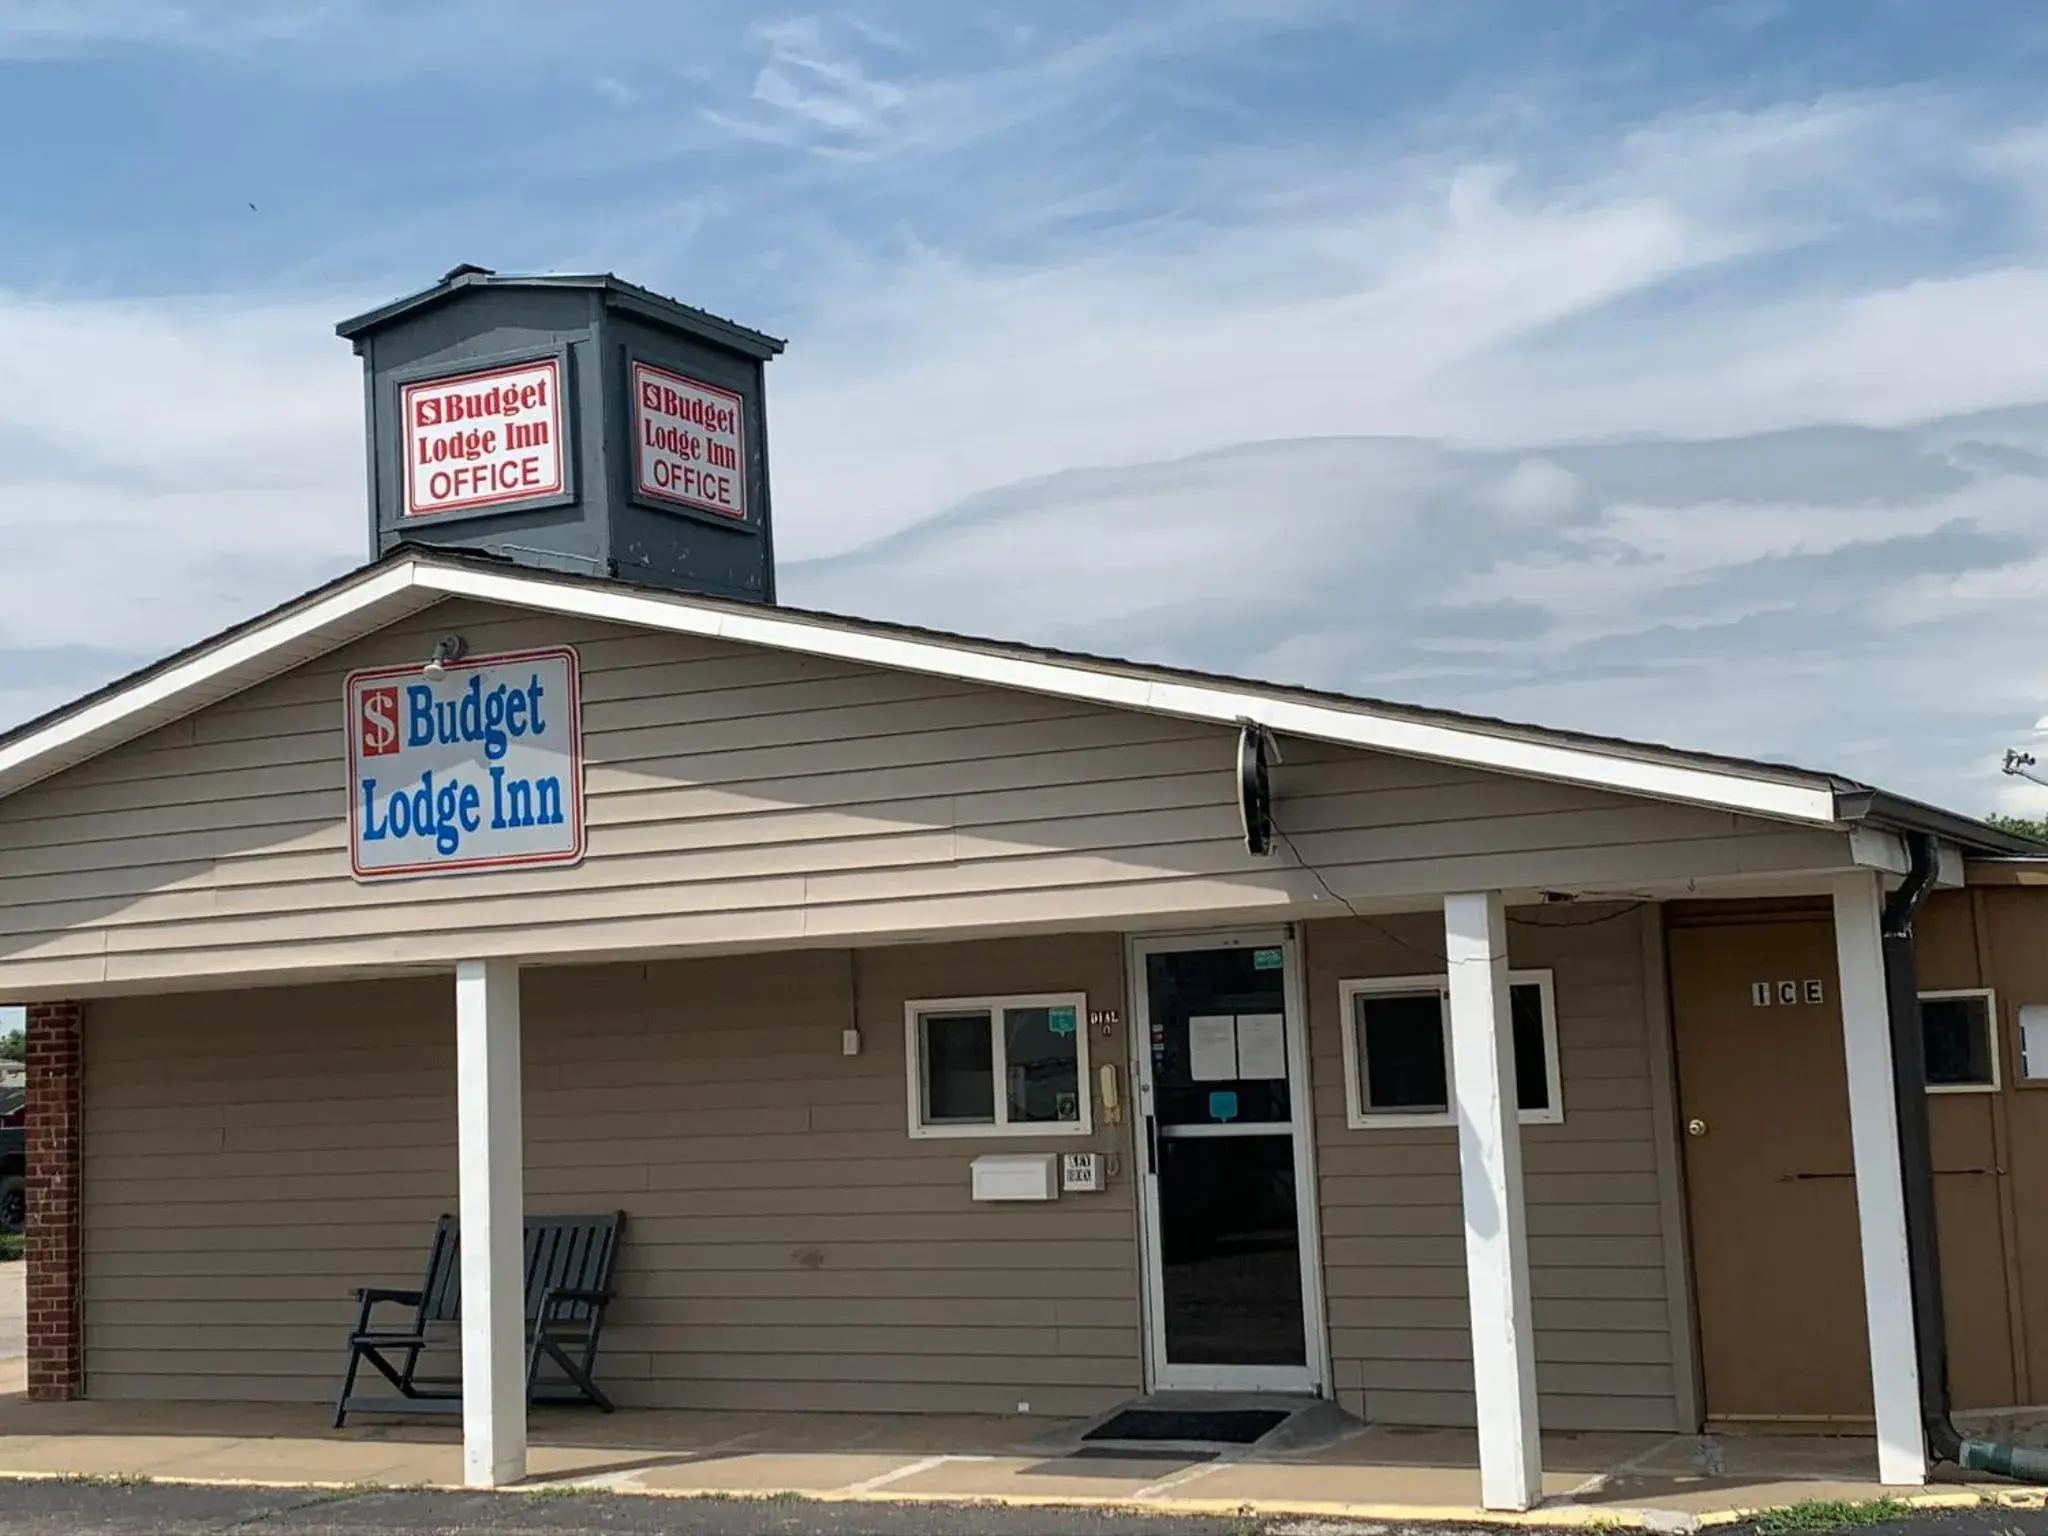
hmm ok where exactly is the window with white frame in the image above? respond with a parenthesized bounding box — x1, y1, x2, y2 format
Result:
(1921, 989, 1999, 1092)
(904, 992, 1091, 1138)
(1338, 971, 1563, 1129)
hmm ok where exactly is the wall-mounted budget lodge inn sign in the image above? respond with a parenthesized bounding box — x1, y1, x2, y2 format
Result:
(346, 647, 585, 881)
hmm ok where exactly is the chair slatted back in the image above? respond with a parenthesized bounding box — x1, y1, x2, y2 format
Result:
(523, 1213, 623, 1325)
(418, 1214, 463, 1326)
(415, 1212, 623, 1325)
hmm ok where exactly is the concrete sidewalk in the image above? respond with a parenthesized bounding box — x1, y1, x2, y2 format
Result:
(0, 1387, 2040, 1529)
(0, 1263, 21, 1363)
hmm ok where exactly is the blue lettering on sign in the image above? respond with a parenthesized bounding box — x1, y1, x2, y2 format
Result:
(405, 673, 548, 758)
(360, 765, 564, 856)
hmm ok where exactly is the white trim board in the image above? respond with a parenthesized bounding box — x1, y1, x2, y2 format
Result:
(1, 553, 1846, 823)
(419, 564, 1840, 824)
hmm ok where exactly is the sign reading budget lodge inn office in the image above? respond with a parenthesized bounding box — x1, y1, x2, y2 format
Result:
(346, 647, 585, 880)
(632, 359, 746, 520)
(401, 358, 565, 518)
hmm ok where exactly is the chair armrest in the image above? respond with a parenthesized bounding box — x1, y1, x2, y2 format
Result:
(350, 1287, 424, 1331)
(535, 1286, 612, 1322)
(355, 1287, 424, 1306)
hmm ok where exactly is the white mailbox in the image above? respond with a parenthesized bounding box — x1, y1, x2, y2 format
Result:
(970, 1152, 1058, 1202)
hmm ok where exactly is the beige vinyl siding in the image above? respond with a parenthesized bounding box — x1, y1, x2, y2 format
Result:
(1305, 909, 1686, 1433)
(82, 935, 1141, 1413)
(1, 600, 1853, 995)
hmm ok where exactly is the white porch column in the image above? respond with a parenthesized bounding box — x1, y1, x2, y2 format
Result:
(1444, 891, 1542, 1512)
(456, 959, 526, 1488)
(1830, 873, 1928, 1487)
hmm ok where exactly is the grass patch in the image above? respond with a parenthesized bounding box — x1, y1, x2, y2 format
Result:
(524, 1484, 605, 1501)
(1754, 1498, 1915, 1534)
(53, 1473, 155, 1488)
(0, 1234, 22, 1263)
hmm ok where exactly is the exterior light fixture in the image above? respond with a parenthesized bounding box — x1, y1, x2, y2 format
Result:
(1237, 721, 1277, 856)
(422, 635, 469, 682)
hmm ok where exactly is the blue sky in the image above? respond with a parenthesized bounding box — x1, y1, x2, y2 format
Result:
(8, 2, 2048, 814)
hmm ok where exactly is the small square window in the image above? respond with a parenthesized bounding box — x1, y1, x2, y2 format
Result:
(1921, 991, 1999, 1092)
(1357, 990, 1450, 1116)
(1340, 972, 1562, 1129)
(906, 993, 1091, 1138)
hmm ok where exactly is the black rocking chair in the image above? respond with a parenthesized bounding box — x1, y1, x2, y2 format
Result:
(334, 1211, 625, 1427)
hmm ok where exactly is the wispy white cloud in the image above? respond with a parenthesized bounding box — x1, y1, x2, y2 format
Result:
(749, 16, 908, 139)
(765, 91, 2048, 558)
(0, 0, 331, 56)
(783, 413, 2048, 815)
(10, 58, 2048, 818)
(0, 293, 362, 725)
(700, 0, 1360, 165)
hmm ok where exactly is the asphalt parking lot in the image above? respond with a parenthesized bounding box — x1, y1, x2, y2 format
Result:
(1, 1483, 2047, 1536)
(0, 1481, 1255, 1535)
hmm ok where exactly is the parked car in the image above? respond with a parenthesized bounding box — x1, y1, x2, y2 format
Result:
(0, 1085, 23, 1236)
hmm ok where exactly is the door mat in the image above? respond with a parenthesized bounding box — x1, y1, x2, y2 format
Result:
(1082, 1408, 1288, 1444)
(1067, 1447, 1219, 1463)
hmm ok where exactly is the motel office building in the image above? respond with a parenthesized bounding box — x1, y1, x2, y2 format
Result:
(11, 269, 2048, 1510)
(6, 551, 2048, 1507)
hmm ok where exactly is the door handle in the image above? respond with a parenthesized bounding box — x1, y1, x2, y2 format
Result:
(1686, 1118, 1707, 1137)
(1145, 1114, 1159, 1176)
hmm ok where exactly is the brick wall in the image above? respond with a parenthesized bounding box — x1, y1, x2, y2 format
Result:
(25, 1002, 82, 1401)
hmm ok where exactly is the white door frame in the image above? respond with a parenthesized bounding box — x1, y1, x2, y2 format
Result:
(1127, 926, 1330, 1395)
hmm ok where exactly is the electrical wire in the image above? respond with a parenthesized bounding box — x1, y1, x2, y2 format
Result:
(1270, 819, 1651, 951)
(1271, 822, 1449, 965)
(1506, 901, 1651, 930)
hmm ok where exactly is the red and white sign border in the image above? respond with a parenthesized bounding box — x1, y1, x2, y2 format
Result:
(345, 644, 586, 882)
(399, 356, 567, 520)
(630, 358, 748, 522)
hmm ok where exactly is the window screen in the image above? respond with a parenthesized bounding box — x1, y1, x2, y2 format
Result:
(1510, 983, 1551, 1112)
(922, 1010, 995, 1123)
(1003, 1005, 1081, 1124)
(1357, 991, 1448, 1113)
(1922, 995, 1995, 1088)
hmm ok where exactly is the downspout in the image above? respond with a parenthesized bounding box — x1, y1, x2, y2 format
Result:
(1882, 832, 2048, 1479)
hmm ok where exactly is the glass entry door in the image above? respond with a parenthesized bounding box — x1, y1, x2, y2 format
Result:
(1132, 931, 1324, 1393)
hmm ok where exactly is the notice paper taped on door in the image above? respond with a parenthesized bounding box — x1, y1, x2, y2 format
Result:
(1188, 1015, 1238, 1081)
(1235, 1013, 1287, 1079)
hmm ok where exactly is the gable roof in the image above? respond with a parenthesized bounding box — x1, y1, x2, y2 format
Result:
(334, 266, 786, 359)
(0, 547, 2034, 856)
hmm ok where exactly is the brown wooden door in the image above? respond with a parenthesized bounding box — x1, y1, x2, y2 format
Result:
(1670, 915, 2018, 1422)
(1670, 918, 1873, 1422)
